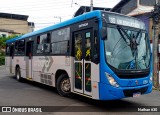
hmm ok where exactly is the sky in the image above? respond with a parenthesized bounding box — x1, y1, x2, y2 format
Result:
(0, 0, 121, 30)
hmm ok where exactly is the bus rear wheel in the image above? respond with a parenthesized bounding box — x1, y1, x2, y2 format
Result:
(16, 67, 22, 82)
(57, 74, 72, 97)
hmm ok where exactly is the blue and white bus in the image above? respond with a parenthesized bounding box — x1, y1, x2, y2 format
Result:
(5, 10, 152, 100)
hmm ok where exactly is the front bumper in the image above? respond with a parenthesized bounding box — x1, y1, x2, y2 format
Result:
(99, 82, 152, 100)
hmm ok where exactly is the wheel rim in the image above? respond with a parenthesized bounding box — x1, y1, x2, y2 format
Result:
(61, 78, 70, 93)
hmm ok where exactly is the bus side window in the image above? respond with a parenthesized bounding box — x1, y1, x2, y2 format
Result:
(15, 42, 18, 54)
(51, 27, 70, 54)
(37, 36, 40, 44)
(37, 36, 43, 54)
(47, 33, 51, 43)
(15, 40, 25, 56)
(6, 44, 10, 56)
(44, 33, 51, 53)
(18, 40, 25, 55)
(92, 30, 99, 64)
(9, 45, 14, 59)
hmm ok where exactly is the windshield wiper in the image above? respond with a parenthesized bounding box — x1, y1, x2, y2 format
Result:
(111, 26, 132, 58)
(117, 25, 139, 54)
(135, 30, 142, 45)
(117, 25, 131, 45)
(117, 25, 142, 48)
(117, 26, 141, 69)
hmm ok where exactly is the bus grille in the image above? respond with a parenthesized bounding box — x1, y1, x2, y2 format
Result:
(107, 64, 150, 79)
(117, 73, 149, 79)
(40, 74, 52, 86)
(123, 86, 148, 97)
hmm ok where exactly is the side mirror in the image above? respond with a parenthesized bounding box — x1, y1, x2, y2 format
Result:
(101, 27, 107, 40)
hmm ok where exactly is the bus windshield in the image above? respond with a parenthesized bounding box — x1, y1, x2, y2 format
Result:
(104, 26, 150, 70)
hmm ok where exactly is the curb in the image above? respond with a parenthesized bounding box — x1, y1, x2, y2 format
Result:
(0, 65, 5, 68)
(153, 87, 160, 91)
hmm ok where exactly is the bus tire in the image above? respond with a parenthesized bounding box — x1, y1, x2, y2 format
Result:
(16, 67, 22, 82)
(57, 74, 72, 97)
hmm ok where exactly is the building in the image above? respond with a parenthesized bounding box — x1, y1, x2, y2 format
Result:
(110, 0, 160, 41)
(0, 29, 21, 38)
(111, 0, 160, 53)
(0, 13, 34, 37)
(74, 1, 158, 42)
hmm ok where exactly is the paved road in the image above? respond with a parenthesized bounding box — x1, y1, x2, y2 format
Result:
(0, 66, 160, 115)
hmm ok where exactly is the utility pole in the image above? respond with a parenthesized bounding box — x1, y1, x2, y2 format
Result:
(151, 0, 160, 88)
(90, 0, 93, 11)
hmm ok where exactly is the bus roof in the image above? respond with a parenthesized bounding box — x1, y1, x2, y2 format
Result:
(6, 10, 145, 43)
(6, 10, 102, 43)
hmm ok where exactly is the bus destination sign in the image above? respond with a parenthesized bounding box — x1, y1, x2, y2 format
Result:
(104, 13, 145, 29)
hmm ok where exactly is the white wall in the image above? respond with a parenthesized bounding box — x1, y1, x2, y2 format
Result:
(0, 31, 9, 37)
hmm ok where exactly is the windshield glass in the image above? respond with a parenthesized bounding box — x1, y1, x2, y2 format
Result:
(104, 26, 150, 70)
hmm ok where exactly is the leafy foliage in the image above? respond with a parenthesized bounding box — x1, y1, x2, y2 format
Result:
(0, 35, 19, 65)
(0, 35, 18, 48)
(0, 55, 5, 65)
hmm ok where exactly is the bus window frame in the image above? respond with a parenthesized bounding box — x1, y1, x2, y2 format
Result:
(14, 39, 25, 56)
(91, 29, 99, 64)
(70, 18, 100, 64)
(50, 27, 71, 56)
(6, 44, 10, 56)
(35, 32, 51, 56)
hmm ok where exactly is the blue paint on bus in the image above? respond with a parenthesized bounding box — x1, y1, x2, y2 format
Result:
(6, 10, 152, 100)
(6, 10, 102, 43)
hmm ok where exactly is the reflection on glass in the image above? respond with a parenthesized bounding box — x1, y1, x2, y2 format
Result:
(85, 32, 91, 61)
(85, 63, 91, 92)
(75, 62, 82, 89)
(75, 34, 82, 61)
(104, 27, 150, 70)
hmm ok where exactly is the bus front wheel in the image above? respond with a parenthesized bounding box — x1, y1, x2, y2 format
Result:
(16, 67, 22, 82)
(57, 74, 72, 97)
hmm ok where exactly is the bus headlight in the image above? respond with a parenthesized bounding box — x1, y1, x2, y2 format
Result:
(149, 73, 152, 83)
(105, 72, 119, 87)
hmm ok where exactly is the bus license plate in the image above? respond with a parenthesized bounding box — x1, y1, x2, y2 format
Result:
(133, 92, 141, 97)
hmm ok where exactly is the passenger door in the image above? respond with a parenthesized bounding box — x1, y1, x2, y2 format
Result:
(9, 45, 14, 73)
(26, 41, 34, 80)
(73, 29, 92, 96)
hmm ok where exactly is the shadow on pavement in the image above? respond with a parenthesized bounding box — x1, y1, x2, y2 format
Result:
(9, 75, 143, 112)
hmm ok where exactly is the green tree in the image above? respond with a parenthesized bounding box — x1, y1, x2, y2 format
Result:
(0, 35, 19, 65)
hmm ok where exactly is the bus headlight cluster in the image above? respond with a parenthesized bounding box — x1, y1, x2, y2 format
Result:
(149, 73, 153, 83)
(105, 72, 119, 87)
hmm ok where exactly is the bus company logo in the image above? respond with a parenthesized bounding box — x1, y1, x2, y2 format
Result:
(2, 107, 11, 112)
(2, 107, 42, 112)
(35, 56, 53, 72)
(79, 23, 88, 28)
(42, 56, 53, 72)
(135, 80, 139, 85)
